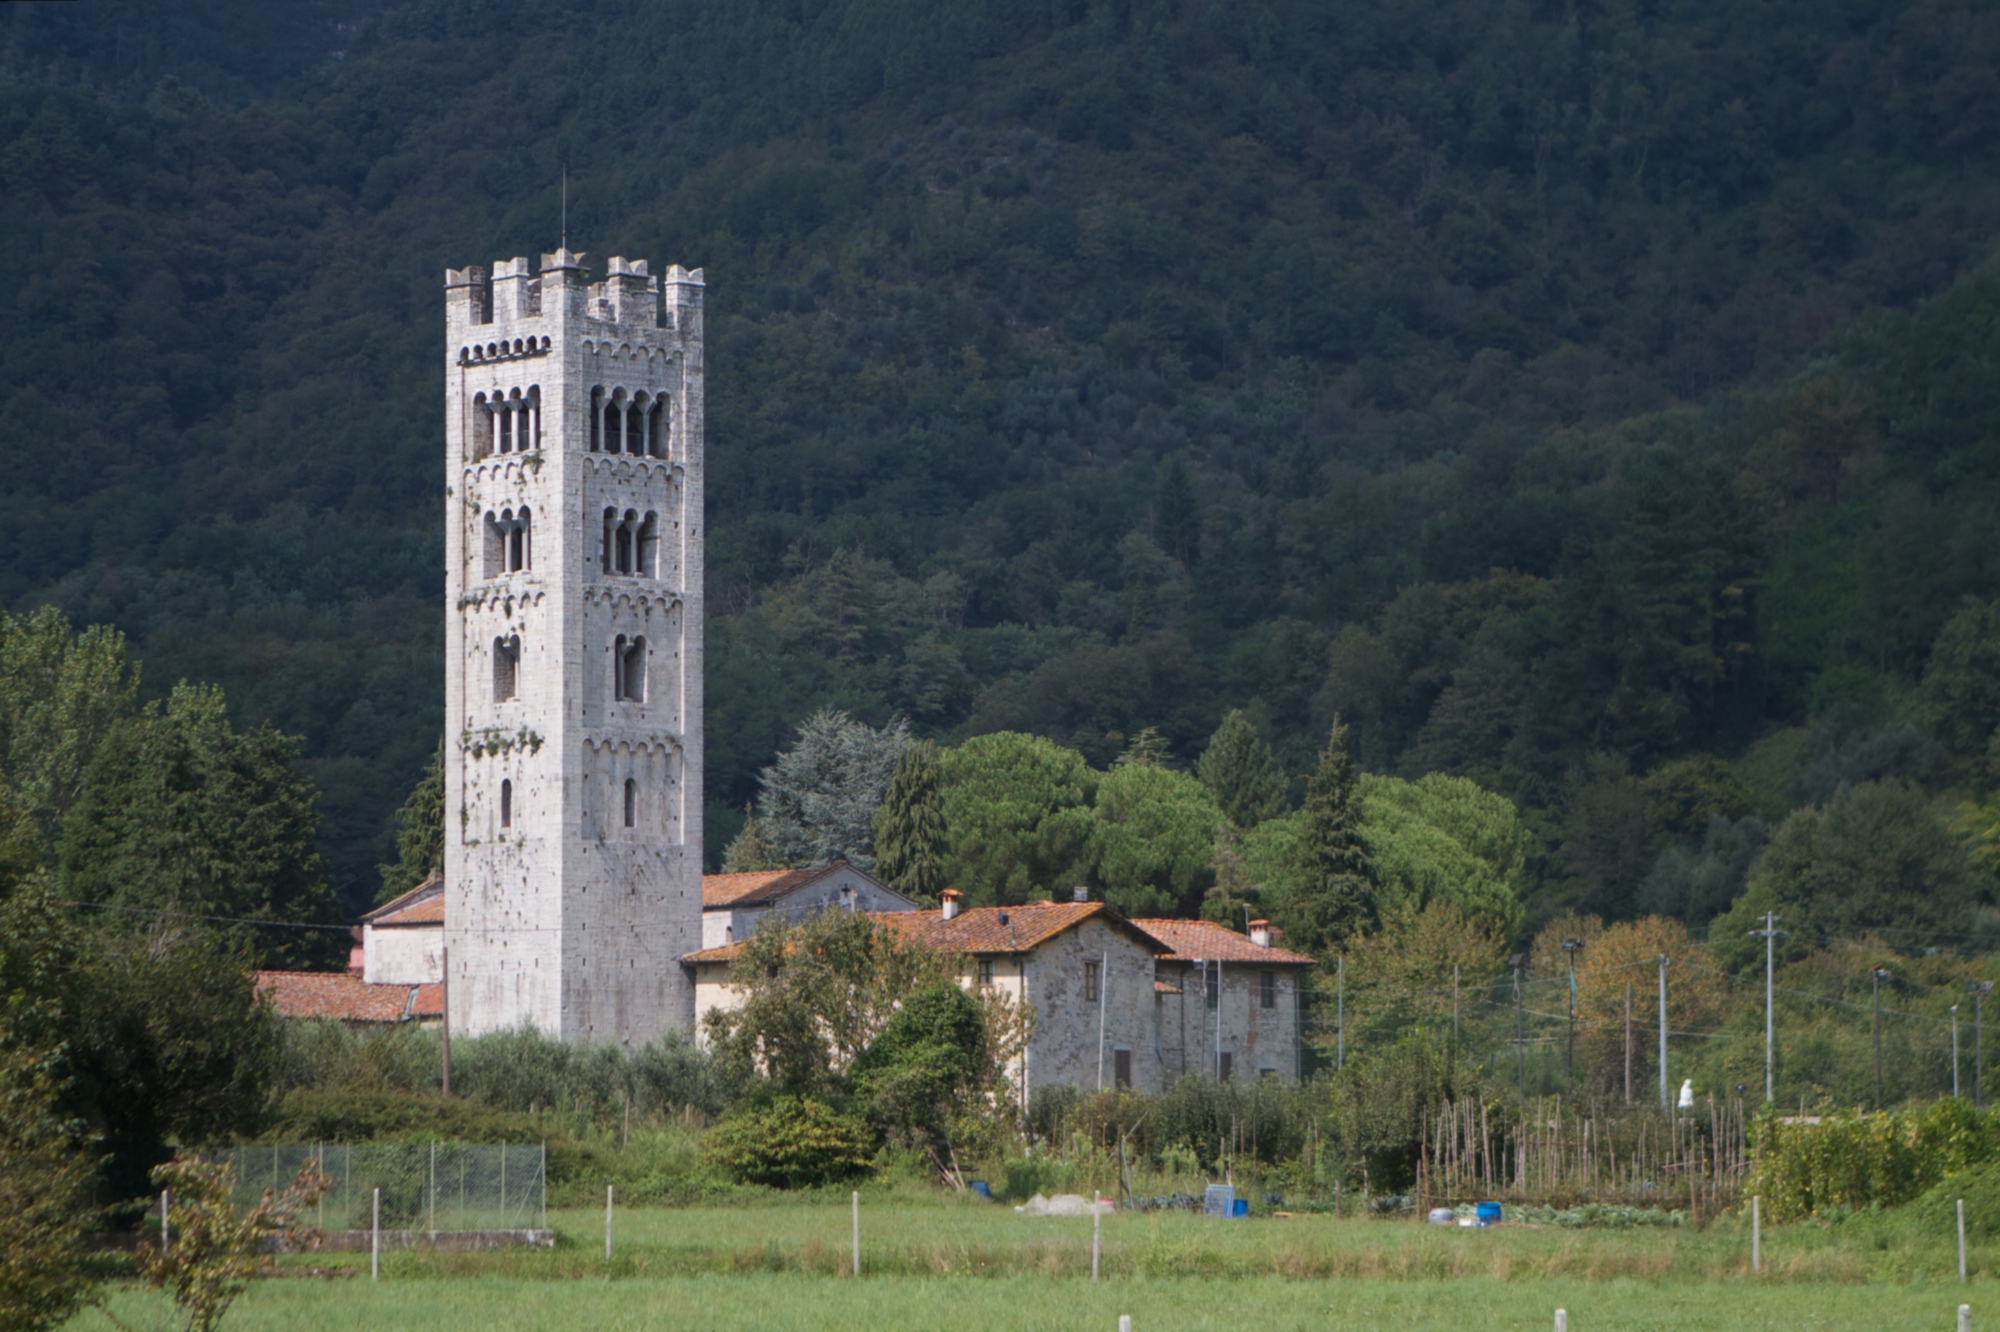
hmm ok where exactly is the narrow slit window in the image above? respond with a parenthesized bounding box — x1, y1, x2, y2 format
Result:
(1084, 960, 1100, 1003)
(614, 636, 646, 703)
(589, 387, 603, 451)
(1218, 1052, 1233, 1082)
(623, 778, 637, 828)
(1260, 970, 1276, 1010)
(1205, 962, 1219, 1010)
(500, 778, 513, 828)
(1114, 1049, 1132, 1088)
(493, 635, 519, 701)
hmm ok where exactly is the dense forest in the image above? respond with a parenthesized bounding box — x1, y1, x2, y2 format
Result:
(4, 0, 2000, 928)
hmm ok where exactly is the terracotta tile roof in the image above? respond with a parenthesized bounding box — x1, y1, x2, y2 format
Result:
(255, 971, 419, 1023)
(1131, 918, 1316, 967)
(410, 983, 444, 1019)
(362, 874, 444, 926)
(682, 902, 1168, 966)
(700, 866, 820, 908)
(878, 901, 1168, 955)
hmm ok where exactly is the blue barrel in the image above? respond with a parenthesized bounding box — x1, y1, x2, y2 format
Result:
(1476, 1201, 1502, 1225)
(1232, 1198, 1249, 1217)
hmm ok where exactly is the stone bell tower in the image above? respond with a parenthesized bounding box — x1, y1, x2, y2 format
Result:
(442, 249, 703, 1044)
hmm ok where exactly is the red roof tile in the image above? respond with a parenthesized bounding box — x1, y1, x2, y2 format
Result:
(700, 866, 820, 908)
(362, 874, 444, 926)
(684, 902, 1168, 965)
(255, 971, 417, 1023)
(410, 983, 444, 1019)
(1130, 918, 1316, 967)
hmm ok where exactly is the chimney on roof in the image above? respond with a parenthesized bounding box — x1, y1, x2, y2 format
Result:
(940, 888, 963, 921)
(1073, 886, 1089, 903)
(1249, 919, 1272, 948)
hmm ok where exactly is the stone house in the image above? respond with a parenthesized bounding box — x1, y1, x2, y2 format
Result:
(1129, 917, 1315, 1083)
(361, 874, 447, 984)
(682, 892, 1317, 1101)
(699, 860, 917, 949)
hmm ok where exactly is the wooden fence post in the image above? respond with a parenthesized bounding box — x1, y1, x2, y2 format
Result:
(371, 1186, 381, 1282)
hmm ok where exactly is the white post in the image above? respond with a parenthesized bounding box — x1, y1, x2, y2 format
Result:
(160, 1189, 170, 1254)
(1658, 955, 1670, 1111)
(1751, 1195, 1761, 1273)
(606, 1184, 615, 1264)
(1119, 1319, 1133, 1332)
(1961, 1198, 1969, 1283)
(428, 1142, 436, 1235)
(1092, 1191, 1102, 1282)
(1554, 1310, 1567, 1332)
(852, 1190, 861, 1277)
(1961, 1304, 1972, 1332)
(371, 1186, 381, 1282)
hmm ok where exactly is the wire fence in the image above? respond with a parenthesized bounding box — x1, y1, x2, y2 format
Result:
(224, 1143, 546, 1233)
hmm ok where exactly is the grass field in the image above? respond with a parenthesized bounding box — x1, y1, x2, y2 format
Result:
(69, 1197, 1993, 1330)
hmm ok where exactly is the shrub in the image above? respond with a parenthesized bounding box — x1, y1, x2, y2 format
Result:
(1750, 1099, 1996, 1221)
(704, 1096, 873, 1189)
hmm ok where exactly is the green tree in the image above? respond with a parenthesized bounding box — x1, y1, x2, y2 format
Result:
(58, 683, 340, 967)
(1114, 725, 1174, 769)
(1279, 719, 1376, 956)
(0, 607, 137, 877)
(721, 803, 784, 872)
(0, 877, 281, 1207)
(1089, 761, 1221, 916)
(850, 980, 990, 1162)
(872, 738, 946, 900)
(704, 1095, 874, 1189)
(1357, 772, 1527, 935)
(1710, 780, 1984, 968)
(0, 1007, 98, 1331)
(376, 738, 443, 904)
(705, 909, 954, 1097)
(938, 732, 1098, 906)
(755, 708, 909, 869)
(1197, 708, 1286, 829)
(1922, 598, 2000, 766)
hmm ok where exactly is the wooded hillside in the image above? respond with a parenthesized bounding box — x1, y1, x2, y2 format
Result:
(4, 0, 1999, 923)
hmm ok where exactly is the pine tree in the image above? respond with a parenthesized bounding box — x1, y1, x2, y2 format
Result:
(1115, 726, 1174, 768)
(376, 739, 444, 904)
(1196, 709, 1285, 829)
(722, 804, 783, 872)
(1284, 717, 1375, 956)
(872, 739, 946, 901)
(756, 709, 909, 868)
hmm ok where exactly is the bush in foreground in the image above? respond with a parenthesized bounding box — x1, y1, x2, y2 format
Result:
(705, 1096, 873, 1189)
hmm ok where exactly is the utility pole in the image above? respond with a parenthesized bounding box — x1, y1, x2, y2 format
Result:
(1745, 912, 1786, 1103)
(1953, 1005, 1961, 1098)
(1872, 967, 1891, 1110)
(1561, 938, 1585, 1085)
(1624, 984, 1633, 1105)
(441, 943, 452, 1096)
(1971, 982, 1992, 1109)
(1510, 953, 1526, 1095)
(1657, 954, 1669, 1113)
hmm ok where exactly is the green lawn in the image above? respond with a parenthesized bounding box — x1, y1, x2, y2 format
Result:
(70, 1198, 1991, 1330)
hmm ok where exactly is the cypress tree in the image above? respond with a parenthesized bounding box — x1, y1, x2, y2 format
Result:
(872, 739, 946, 901)
(377, 738, 444, 903)
(1196, 709, 1285, 829)
(1285, 717, 1375, 956)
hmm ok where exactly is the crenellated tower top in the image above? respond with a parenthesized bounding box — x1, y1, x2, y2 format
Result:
(446, 251, 704, 343)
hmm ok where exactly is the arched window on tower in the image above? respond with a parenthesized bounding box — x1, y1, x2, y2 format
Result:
(623, 778, 637, 828)
(614, 513, 634, 574)
(589, 386, 604, 452)
(498, 396, 514, 453)
(613, 635, 647, 703)
(627, 397, 645, 457)
(605, 390, 626, 455)
(647, 398, 669, 458)
(493, 634, 520, 701)
(471, 393, 493, 460)
(485, 509, 532, 577)
(500, 778, 513, 828)
(637, 512, 658, 578)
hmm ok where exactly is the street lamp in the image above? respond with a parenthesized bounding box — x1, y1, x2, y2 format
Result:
(1562, 938, 1585, 1084)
